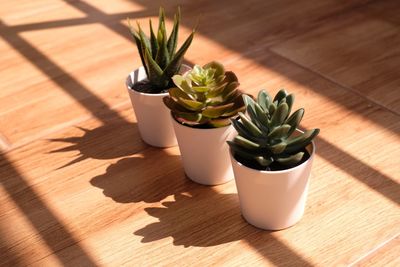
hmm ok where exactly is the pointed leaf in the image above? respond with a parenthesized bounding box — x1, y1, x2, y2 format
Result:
(163, 96, 191, 112)
(256, 156, 273, 167)
(149, 19, 158, 58)
(286, 108, 304, 135)
(163, 31, 194, 79)
(167, 7, 180, 56)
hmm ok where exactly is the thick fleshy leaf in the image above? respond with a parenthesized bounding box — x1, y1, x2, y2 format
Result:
(243, 94, 256, 113)
(286, 129, 320, 153)
(203, 61, 225, 78)
(192, 86, 210, 93)
(239, 112, 263, 137)
(208, 118, 231, 128)
(163, 96, 191, 112)
(257, 90, 271, 111)
(172, 75, 194, 94)
(254, 102, 269, 127)
(268, 102, 277, 115)
(158, 7, 166, 33)
(285, 108, 304, 135)
(227, 141, 258, 160)
(144, 47, 164, 85)
(276, 152, 304, 166)
(202, 103, 234, 118)
(246, 104, 269, 134)
(268, 124, 291, 139)
(169, 87, 194, 101)
(270, 102, 289, 128)
(285, 94, 295, 116)
(256, 156, 273, 167)
(233, 135, 260, 149)
(174, 111, 203, 123)
(177, 97, 204, 111)
(273, 89, 288, 103)
(231, 118, 265, 144)
(270, 142, 287, 154)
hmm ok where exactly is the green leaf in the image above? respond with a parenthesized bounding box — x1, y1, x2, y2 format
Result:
(155, 26, 170, 70)
(239, 112, 263, 137)
(169, 87, 194, 101)
(158, 7, 166, 33)
(276, 152, 304, 166)
(149, 19, 158, 58)
(167, 7, 180, 57)
(270, 142, 287, 154)
(254, 102, 269, 127)
(270, 102, 289, 128)
(257, 90, 271, 111)
(163, 96, 191, 112)
(202, 103, 234, 118)
(203, 61, 225, 78)
(233, 135, 260, 149)
(286, 129, 320, 153)
(231, 118, 265, 144)
(255, 156, 273, 167)
(177, 98, 204, 111)
(227, 141, 259, 161)
(174, 111, 203, 123)
(273, 89, 288, 103)
(285, 108, 304, 135)
(163, 31, 194, 79)
(268, 124, 291, 139)
(246, 104, 269, 134)
(143, 47, 164, 85)
(285, 94, 295, 116)
(172, 75, 194, 94)
(208, 118, 231, 127)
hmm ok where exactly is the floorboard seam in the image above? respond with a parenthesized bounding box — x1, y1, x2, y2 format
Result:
(347, 233, 400, 266)
(267, 49, 400, 117)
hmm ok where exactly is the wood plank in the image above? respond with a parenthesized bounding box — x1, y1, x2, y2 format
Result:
(270, 2, 400, 113)
(1, 49, 399, 266)
(355, 235, 400, 266)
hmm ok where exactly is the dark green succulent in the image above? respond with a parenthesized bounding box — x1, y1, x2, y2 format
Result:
(128, 7, 195, 93)
(163, 61, 245, 128)
(228, 89, 320, 170)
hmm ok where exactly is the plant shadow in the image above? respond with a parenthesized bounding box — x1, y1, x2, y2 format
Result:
(89, 148, 198, 203)
(134, 188, 313, 266)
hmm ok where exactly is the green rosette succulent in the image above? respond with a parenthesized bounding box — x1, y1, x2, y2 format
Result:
(227, 89, 320, 170)
(128, 7, 195, 93)
(163, 61, 245, 128)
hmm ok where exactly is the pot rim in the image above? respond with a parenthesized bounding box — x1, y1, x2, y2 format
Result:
(171, 112, 232, 131)
(229, 130, 316, 174)
(126, 64, 191, 96)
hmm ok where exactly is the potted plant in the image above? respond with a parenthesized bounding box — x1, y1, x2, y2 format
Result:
(227, 89, 320, 230)
(126, 7, 194, 147)
(163, 61, 245, 185)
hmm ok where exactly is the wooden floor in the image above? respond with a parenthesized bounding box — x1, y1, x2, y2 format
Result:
(1, 0, 399, 266)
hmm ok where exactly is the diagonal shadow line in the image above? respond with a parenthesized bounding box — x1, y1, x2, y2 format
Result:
(316, 136, 400, 205)
(0, 153, 98, 266)
(3, 10, 152, 33)
(0, 20, 124, 125)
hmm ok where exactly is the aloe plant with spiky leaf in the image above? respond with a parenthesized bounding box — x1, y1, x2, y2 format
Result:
(227, 89, 319, 170)
(163, 61, 245, 128)
(128, 7, 195, 93)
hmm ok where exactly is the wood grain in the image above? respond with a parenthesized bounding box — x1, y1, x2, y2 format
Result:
(1, 0, 399, 266)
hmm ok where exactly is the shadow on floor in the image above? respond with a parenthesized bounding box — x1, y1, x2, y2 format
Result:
(0, 154, 98, 267)
(134, 188, 313, 266)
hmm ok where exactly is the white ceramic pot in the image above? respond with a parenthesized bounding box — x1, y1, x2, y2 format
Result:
(126, 66, 189, 147)
(229, 132, 315, 230)
(172, 116, 234, 185)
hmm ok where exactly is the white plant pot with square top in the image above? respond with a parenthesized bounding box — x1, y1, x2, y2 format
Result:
(126, 65, 189, 147)
(172, 116, 234, 185)
(229, 131, 315, 230)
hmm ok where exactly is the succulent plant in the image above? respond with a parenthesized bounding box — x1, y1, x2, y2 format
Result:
(128, 7, 195, 93)
(227, 89, 320, 170)
(163, 61, 245, 128)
